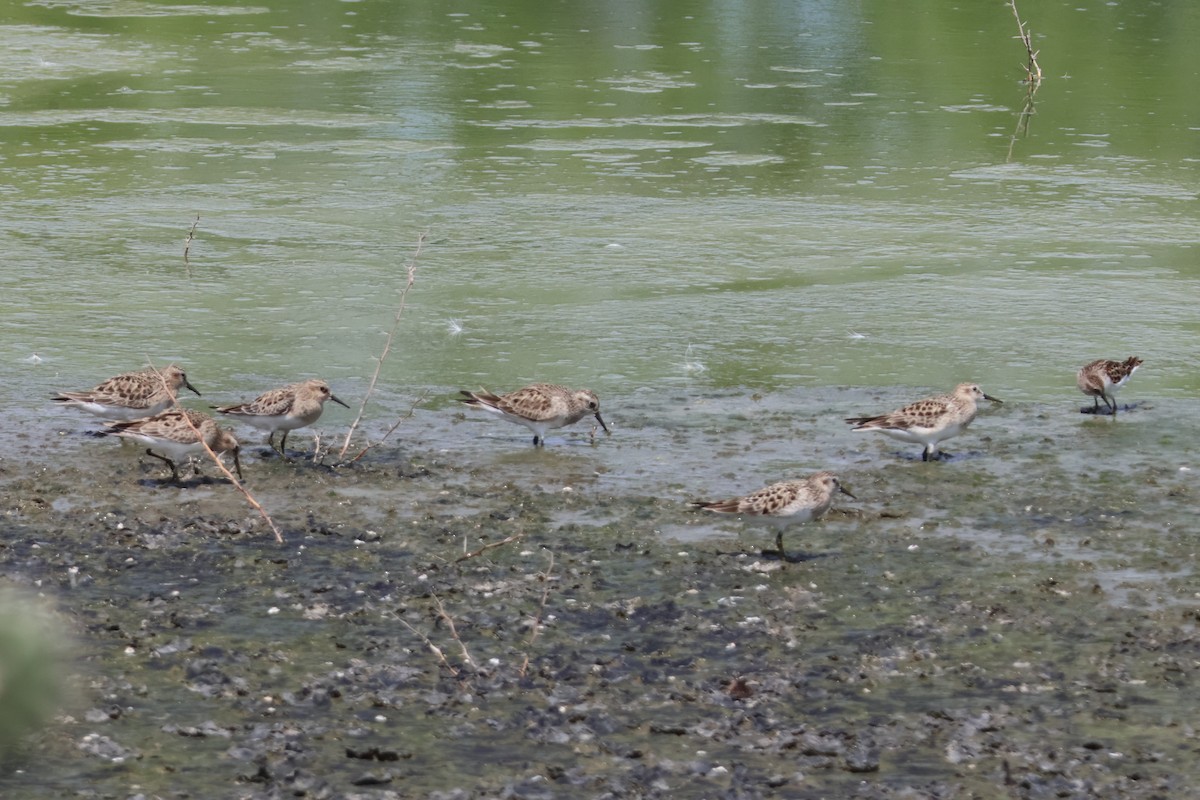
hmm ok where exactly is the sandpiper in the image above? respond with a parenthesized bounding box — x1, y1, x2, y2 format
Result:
(458, 383, 609, 446)
(53, 364, 200, 421)
(1077, 357, 1142, 415)
(213, 379, 348, 456)
(106, 408, 241, 483)
(846, 383, 1002, 462)
(693, 471, 854, 561)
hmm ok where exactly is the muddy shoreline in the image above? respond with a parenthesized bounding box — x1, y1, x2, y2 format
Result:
(1, 390, 1197, 798)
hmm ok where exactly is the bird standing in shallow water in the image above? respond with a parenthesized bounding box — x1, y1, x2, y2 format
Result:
(458, 383, 609, 446)
(214, 379, 348, 457)
(693, 471, 854, 561)
(53, 364, 200, 421)
(846, 383, 1002, 462)
(106, 408, 241, 483)
(1077, 357, 1142, 416)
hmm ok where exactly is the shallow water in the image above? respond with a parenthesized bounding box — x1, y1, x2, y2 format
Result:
(2, 1, 1197, 409)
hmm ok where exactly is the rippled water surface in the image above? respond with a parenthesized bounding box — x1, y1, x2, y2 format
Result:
(3, 1, 1197, 410)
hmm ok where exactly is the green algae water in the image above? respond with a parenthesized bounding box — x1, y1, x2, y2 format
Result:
(1, 1, 1196, 406)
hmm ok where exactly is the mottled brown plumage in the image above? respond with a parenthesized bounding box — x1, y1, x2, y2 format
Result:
(214, 379, 348, 455)
(693, 471, 854, 559)
(459, 383, 609, 446)
(53, 364, 200, 421)
(846, 383, 1002, 462)
(106, 408, 241, 483)
(1077, 357, 1142, 415)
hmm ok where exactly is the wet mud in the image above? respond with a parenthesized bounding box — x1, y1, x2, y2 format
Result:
(0, 389, 1197, 798)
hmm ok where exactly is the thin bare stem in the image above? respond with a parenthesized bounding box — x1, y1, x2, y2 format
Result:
(454, 532, 525, 564)
(398, 617, 459, 677)
(338, 231, 426, 461)
(183, 215, 199, 277)
(518, 552, 555, 678)
(1008, 0, 1042, 86)
(1006, 91, 1037, 162)
(432, 593, 476, 670)
(342, 390, 428, 465)
(1005, 0, 1041, 162)
(145, 358, 284, 544)
(190, 423, 285, 544)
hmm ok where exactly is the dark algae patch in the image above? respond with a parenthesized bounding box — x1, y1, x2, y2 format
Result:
(1, 394, 1198, 798)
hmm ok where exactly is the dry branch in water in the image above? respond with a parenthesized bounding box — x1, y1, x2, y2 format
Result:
(182, 214, 199, 261)
(1008, 0, 1042, 86)
(180, 215, 199, 278)
(1005, 0, 1042, 162)
(1006, 91, 1038, 163)
(337, 230, 427, 461)
(148, 360, 284, 544)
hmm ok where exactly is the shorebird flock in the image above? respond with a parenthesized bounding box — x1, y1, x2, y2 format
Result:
(52, 357, 1143, 559)
(53, 367, 347, 480)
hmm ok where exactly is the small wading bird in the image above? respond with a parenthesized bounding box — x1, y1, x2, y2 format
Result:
(213, 379, 348, 457)
(1077, 356, 1142, 416)
(846, 383, 1002, 462)
(458, 383, 609, 446)
(53, 364, 200, 421)
(692, 471, 854, 562)
(105, 408, 241, 483)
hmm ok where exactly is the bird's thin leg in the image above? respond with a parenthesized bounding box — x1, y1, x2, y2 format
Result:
(278, 430, 292, 460)
(145, 449, 181, 483)
(532, 434, 543, 447)
(760, 530, 786, 559)
(1103, 393, 1117, 416)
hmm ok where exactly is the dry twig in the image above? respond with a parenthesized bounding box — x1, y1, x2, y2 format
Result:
(432, 593, 476, 670)
(341, 390, 428, 465)
(147, 359, 284, 544)
(518, 552, 555, 678)
(398, 617, 459, 677)
(1006, 91, 1038, 162)
(183, 215, 199, 277)
(1005, 0, 1042, 162)
(455, 532, 525, 563)
(338, 231, 427, 461)
(1008, 0, 1042, 86)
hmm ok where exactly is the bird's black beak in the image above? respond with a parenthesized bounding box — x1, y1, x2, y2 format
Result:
(331, 394, 350, 409)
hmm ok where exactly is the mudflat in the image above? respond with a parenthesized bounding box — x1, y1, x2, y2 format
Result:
(1, 395, 1196, 798)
